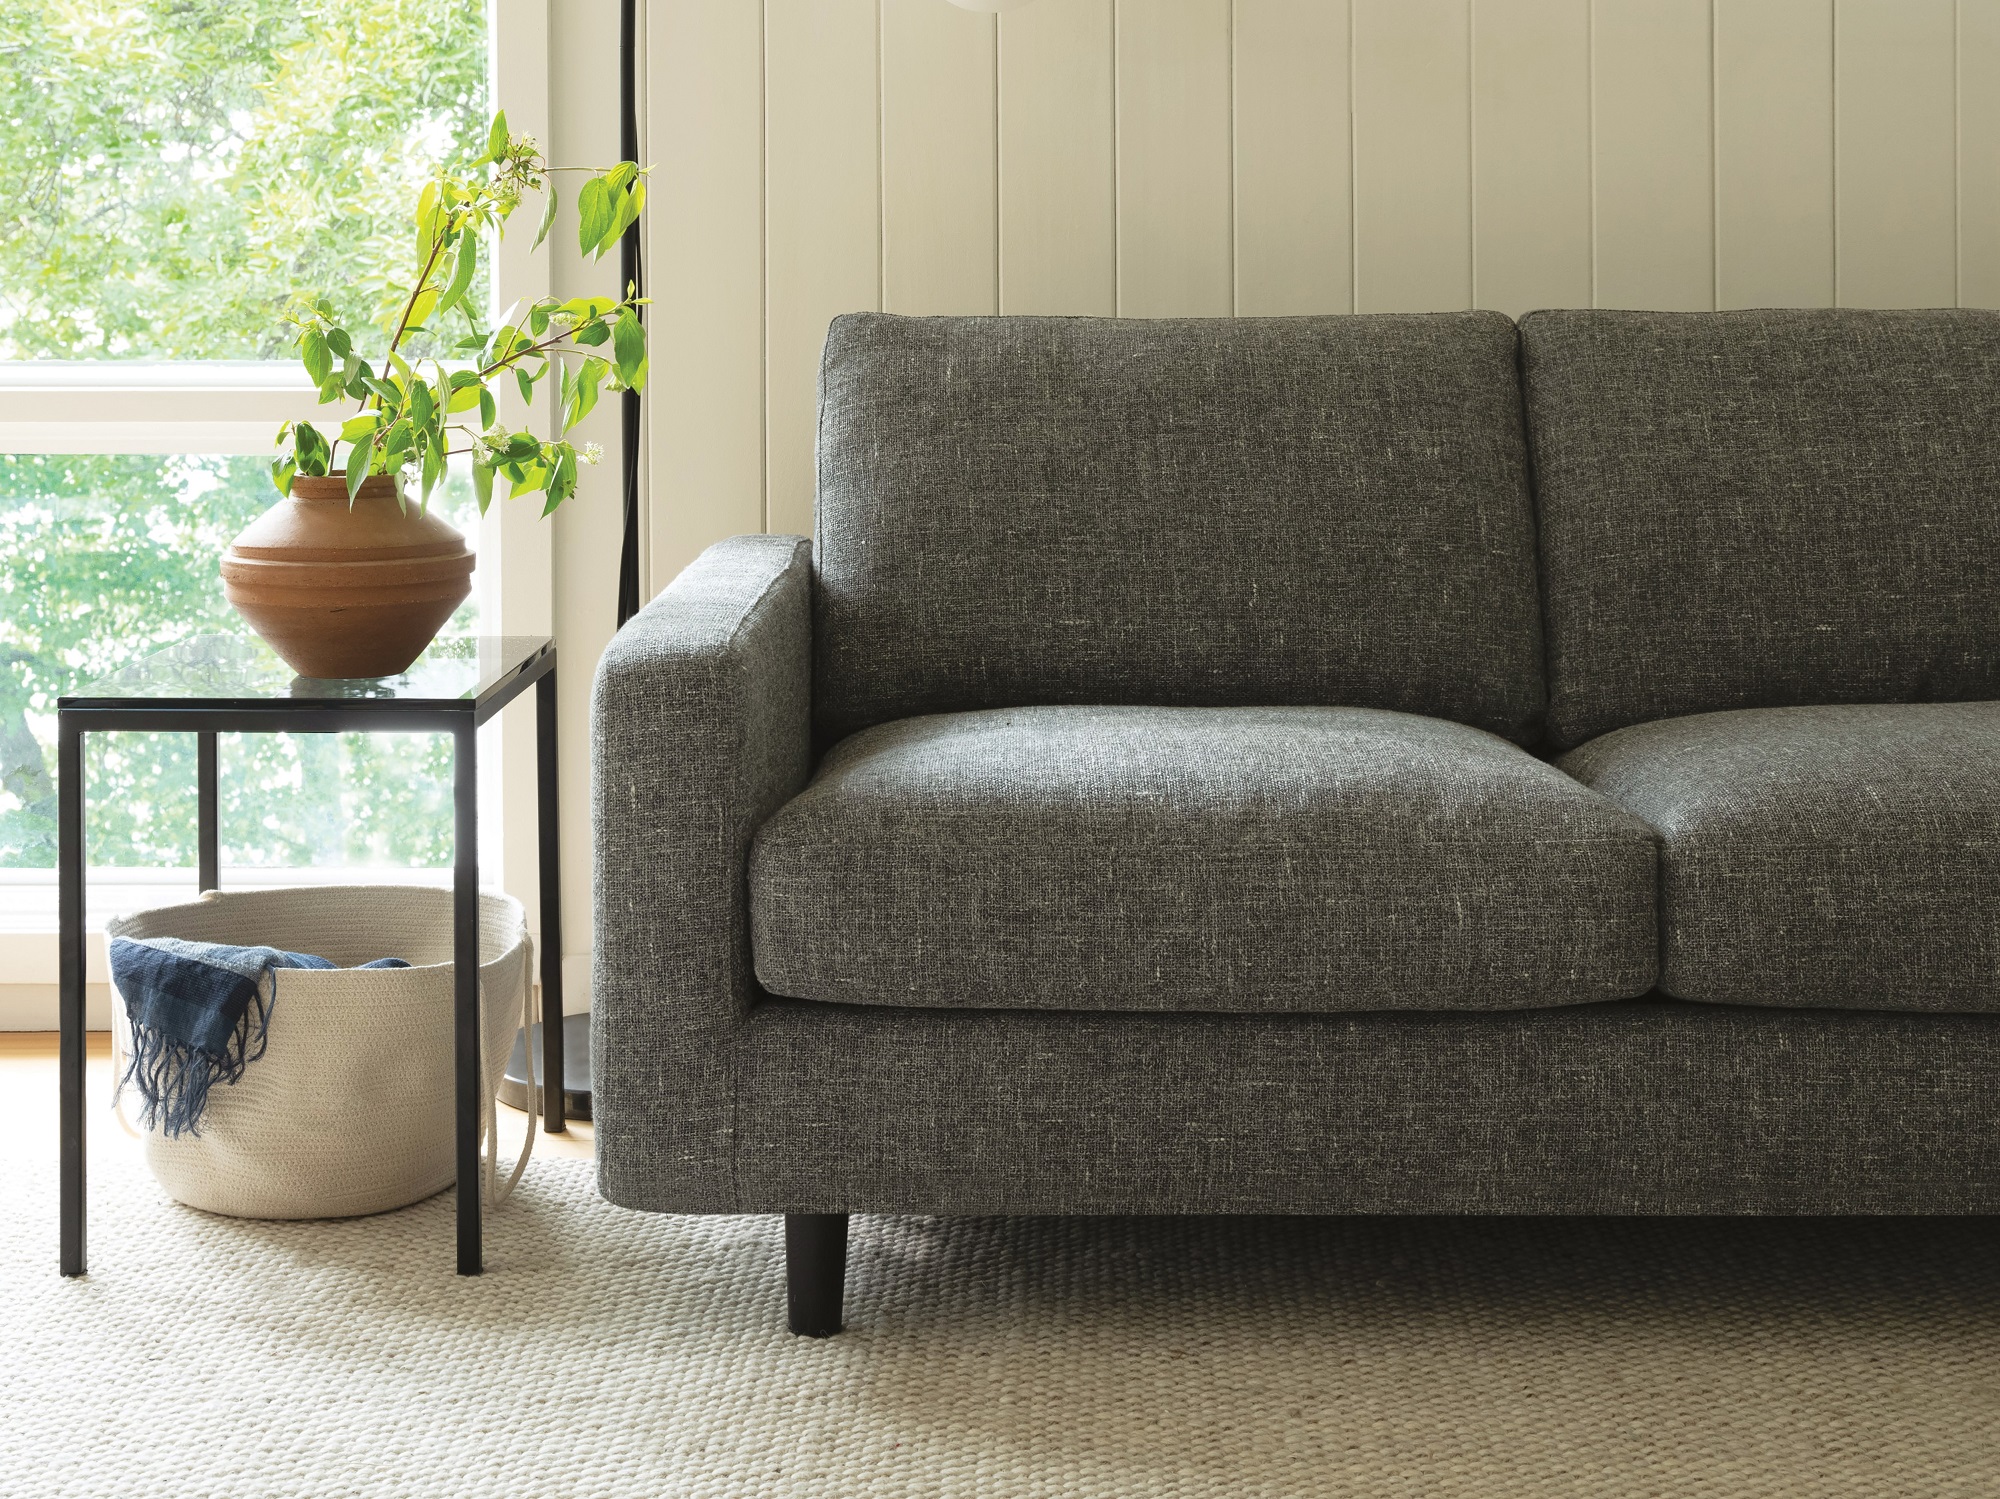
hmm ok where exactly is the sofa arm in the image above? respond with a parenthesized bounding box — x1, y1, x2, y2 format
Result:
(591, 533, 813, 1212)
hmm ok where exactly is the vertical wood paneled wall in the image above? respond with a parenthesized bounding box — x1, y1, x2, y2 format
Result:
(648, 0, 2000, 579)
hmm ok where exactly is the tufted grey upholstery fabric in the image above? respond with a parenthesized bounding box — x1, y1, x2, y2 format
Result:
(592, 308, 2000, 1235)
(591, 534, 813, 1213)
(1521, 308, 2000, 749)
(694, 998, 2000, 1216)
(1562, 702, 2000, 1013)
(750, 705, 1658, 1014)
(814, 312, 1547, 745)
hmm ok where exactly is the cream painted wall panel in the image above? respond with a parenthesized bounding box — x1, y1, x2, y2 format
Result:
(1352, 0, 1472, 312)
(883, 0, 997, 314)
(1715, 0, 1835, 308)
(1472, 0, 1592, 316)
(766, 0, 880, 539)
(649, 0, 764, 584)
(1116, 0, 1234, 316)
(1591, 0, 1714, 310)
(1963, 0, 2000, 305)
(1233, 0, 1352, 315)
(999, 0, 1116, 314)
(550, 0, 628, 985)
(1836, 0, 1956, 308)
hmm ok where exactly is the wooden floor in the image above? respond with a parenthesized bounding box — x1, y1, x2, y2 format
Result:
(0, 1030, 594, 1163)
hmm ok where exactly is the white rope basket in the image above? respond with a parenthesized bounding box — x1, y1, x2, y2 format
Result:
(106, 884, 535, 1220)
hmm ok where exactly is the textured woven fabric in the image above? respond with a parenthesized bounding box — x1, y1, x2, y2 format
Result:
(719, 997, 2000, 1215)
(749, 705, 1657, 1014)
(814, 312, 1547, 745)
(18, 1150, 2000, 1497)
(1561, 703, 2000, 1013)
(590, 533, 813, 1213)
(1521, 308, 2000, 749)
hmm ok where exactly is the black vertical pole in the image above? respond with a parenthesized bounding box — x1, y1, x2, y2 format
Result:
(535, 664, 565, 1133)
(453, 721, 483, 1276)
(58, 717, 87, 1277)
(196, 731, 219, 892)
(616, 0, 642, 629)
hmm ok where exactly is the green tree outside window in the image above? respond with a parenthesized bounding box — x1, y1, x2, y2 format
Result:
(0, 0, 491, 870)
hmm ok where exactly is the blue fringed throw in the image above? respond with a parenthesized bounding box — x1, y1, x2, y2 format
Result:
(110, 936, 409, 1138)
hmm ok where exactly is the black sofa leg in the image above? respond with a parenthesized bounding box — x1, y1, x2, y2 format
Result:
(786, 1213, 849, 1337)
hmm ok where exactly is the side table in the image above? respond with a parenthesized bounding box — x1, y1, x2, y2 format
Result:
(57, 633, 564, 1278)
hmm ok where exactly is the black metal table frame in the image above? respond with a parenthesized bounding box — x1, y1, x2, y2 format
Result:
(58, 642, 564, 1278)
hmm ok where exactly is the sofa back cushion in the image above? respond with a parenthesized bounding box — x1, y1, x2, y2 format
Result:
(813, 312, 1547, 744)
(1521, 308, 2000, 749)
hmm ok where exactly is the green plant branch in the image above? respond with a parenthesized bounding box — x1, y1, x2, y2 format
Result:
(383, 225, 452, 366)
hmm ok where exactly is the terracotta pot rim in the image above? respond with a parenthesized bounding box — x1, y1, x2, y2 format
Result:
(288, 473, 406, 502)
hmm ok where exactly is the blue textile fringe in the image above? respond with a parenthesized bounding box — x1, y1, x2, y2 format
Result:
(110, 936, 408, 1139)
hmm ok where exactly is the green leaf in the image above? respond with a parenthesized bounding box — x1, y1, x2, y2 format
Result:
(406, 284, 439, 332)
(508, 459, 551, 501)
(345, 432, 377, 502)
(270, 455, 296, 497)
(542, 445, 578, 516)
(569, 357, 604, 429)
(421, 438, 443, 511)
(294, 421, 331, 477)
(435, 228, 479, 319)
(479, 386, 497, 429)
(606, 161, 637, 193)
(325, 326, 352, 359)
(339, 413, 382, 443)
(573, 318, 610, 347)
(531, 178, 559, 252)
(447, 381, 483, 414)
(486, 109, 508, 162)
(301, 327, 331, 386)
(472, 458, 495, 516)
(408, 379, 435, 427)
(381, 418, 415, 463)
(514, 366, 534, 407)
(613, 307, 646, 386)
(576, 177, 613, 258)
(503, 431, 543, 461)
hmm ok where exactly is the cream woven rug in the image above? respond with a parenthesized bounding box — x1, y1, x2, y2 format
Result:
(4, 1144, 1996, 1498)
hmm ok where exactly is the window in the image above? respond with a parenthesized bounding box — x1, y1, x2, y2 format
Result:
(0, 2, 494, 907)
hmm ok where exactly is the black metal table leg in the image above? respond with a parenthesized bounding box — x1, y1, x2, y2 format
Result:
(535, 665, 565, 1133)
(58, 717, 87, 1278)
(453, 721, 482, 1275)
(196, 731, 219, 892)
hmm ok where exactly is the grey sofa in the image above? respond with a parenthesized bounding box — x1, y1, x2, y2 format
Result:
(592, 307, 2000, 1337)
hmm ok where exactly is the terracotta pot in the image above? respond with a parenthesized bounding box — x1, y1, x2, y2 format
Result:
(221, 474, 475, 679)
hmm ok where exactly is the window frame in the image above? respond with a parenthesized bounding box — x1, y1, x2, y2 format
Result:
(0, 0, 554, 1003)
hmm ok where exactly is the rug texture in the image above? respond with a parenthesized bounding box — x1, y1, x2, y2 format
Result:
(3, 1146, 1997, 1497)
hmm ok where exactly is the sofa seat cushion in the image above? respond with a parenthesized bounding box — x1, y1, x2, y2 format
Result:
(1561, 703, 2000, 1012)
(750, 706, 1659, 1015)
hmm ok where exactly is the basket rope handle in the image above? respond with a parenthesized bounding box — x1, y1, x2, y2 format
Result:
(480, 928, 538, 1208)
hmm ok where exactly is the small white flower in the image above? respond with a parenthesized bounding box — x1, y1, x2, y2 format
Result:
(580, 442, 605, 466)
